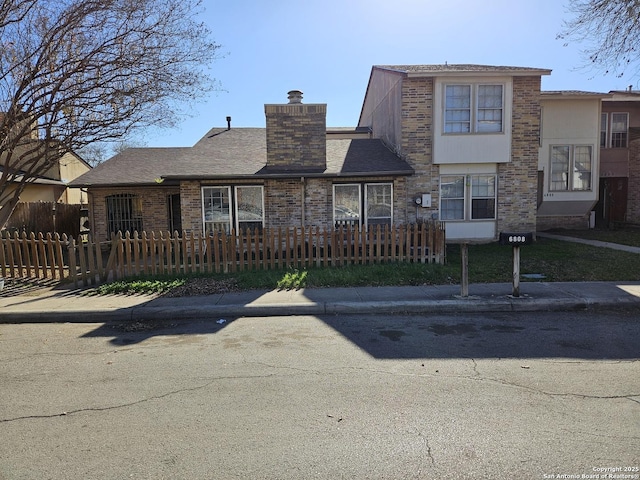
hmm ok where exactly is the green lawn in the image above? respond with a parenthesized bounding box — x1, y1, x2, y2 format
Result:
(545, 227, 640, 247)
(91, 233, 640, 296)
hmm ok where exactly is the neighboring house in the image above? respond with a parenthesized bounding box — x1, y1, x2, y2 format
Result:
(536, 91, 607, 231)
(358, 64, 551, 242)
(597, 89, 640, 226)
(0, 113, 91, 205)
(70, 90, 414, 242)
(11, 150, 91, 204)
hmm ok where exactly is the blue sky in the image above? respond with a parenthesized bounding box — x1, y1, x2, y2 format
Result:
(146, 0, 637, 148)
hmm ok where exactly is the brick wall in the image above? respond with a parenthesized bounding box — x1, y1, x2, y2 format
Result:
(265, 103, 327, 170)
(399, 77, 440, 223)
(537, 215, 590, 231)
(88, 186, 179, 241)
(498, 76, 541, 234)
(627, 138, 640, 224)
(264, 178, 303, 227)
(265, 176, 409, 229)
(179, 181, 203, 235)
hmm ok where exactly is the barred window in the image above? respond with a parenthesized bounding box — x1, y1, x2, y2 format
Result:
(106, 194, 143, 236)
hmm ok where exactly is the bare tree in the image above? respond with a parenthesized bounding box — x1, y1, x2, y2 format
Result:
(0, 0, 220, 227)
(558, 0, 640, 79)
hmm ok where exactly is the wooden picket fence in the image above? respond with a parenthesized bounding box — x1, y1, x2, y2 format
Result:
(0, 222, 445, 287)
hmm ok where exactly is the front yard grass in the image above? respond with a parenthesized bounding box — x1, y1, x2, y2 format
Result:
(90, 235, 640, 296)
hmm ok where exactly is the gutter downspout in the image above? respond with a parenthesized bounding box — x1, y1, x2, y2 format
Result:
(300, 177, 306, 226)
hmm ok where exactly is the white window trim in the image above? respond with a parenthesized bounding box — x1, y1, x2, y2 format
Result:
(439, 174, 497, 222)
(600, 112, 608, 148)
(333, 183, 362, 227)
(549, 145, 593, 192)
(202, 185, 265, 234)
(365, 183, 393, 226)
(444, 83, 505, 135)
(609, 112, 629, 149)
(333, 182, 393, 228)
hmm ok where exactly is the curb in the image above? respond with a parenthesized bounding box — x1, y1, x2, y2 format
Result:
(1, 297, 636, 324)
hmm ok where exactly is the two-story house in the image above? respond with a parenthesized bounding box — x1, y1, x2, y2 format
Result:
(597, 88, 640, 227)
(358, 64, 551, 242)
(536, 91, 606, 231)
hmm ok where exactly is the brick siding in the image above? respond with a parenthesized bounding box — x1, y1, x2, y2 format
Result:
(88, 186, 180, 241)
(498, 76, 541, 233)
(265, 103, 327, 170)
(399, 77, 440, 223)
(628, 138, 640, 223)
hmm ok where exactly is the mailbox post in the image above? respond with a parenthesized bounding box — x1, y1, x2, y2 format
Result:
(499, 232, 533, 297)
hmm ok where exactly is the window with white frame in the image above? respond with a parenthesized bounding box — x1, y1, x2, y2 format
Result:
(445, 84, 503, 134)
(600, 113, 608, 148)
(550, 145, 592, 191)
(333, 183, 392, 228)
(440, 175, 497, 221)
(202, 185, 264, 234)
(610, 113, 628, 148)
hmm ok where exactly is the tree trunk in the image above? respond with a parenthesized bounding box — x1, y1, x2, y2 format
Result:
(0, 193, 21, 230)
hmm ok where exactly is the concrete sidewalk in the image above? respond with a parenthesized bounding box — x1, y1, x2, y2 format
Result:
(0, 280, 639, 323)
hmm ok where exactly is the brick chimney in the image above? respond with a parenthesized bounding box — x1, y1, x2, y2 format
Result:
(264, 90, 327, 170)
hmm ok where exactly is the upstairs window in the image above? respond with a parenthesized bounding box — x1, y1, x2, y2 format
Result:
(600, 113, 608, 148)
(445, 84, 503, 134)
(610, 113, 628, 148)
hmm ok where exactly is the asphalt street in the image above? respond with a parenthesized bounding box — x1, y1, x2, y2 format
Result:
(1, 309, 639, 480)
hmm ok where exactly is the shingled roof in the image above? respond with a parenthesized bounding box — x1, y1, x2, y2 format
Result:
(375, 64, 551, 76)
(70, 127, 413, 187)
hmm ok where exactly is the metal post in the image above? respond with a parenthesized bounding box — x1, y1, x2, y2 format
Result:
(512, 245, 520, 298)
(461, 243, 469, 297)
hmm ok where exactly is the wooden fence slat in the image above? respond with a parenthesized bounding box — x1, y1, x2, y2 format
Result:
(37, 233, 47, 278)
(28, 232, 39, 278)
(0, 236, 6, 278)
(0, 222, 446, 283)
(14, 232, 24, 277)
(55, 234, 65, 280)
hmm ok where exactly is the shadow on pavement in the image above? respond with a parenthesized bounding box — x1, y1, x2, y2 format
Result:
(81, 317, 236, 346)
(319, 309, 640, 360)
(79, 308, 640, 360)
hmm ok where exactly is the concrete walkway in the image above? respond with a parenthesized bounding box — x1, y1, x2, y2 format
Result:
(0, 234, 638, 323)
(537, 232, 640, 254)
(0, 280, 638, 324)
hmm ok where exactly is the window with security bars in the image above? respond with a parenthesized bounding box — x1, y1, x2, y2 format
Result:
(106, 194, 143, 236)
